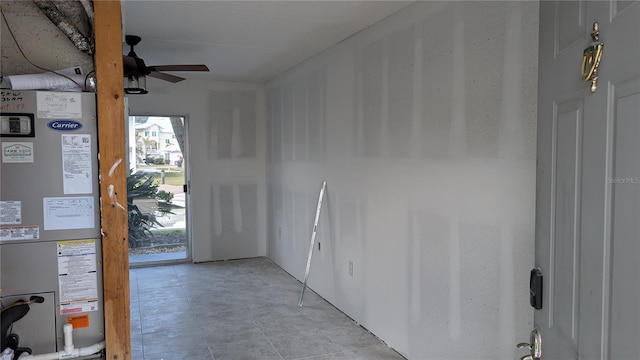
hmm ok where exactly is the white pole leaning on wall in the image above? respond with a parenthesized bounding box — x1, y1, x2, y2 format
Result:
(298, 181, 327, 307)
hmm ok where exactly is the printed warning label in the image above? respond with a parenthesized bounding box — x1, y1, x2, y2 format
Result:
(57, 240, 99, 314)
(0, 225, 39, 242)
(67, 314, 90, 329)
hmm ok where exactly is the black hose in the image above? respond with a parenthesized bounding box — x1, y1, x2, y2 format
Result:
(1, 303, 30, 350)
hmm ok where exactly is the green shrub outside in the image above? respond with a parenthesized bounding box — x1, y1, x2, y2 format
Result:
(157, 190, 174, 203)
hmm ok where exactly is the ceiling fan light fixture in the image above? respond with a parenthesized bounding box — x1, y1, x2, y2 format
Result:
(124, 75, 148, 95)
(122, 35, 210, 91)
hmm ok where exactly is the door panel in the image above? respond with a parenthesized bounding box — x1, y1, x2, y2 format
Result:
(536, 1, 639, 359)
(557, 1, 586, 54)
(552, 99, 583, 347)
(610, 79, 640, 360)
(614, 0, 636, 17)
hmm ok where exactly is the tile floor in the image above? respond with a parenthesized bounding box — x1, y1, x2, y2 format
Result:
(130, 257, 406, 360)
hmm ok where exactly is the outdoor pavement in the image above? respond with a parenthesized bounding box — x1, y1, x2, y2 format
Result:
(158, 184, 185, 207)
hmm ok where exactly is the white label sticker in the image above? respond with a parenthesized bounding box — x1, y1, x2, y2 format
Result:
(2, 142, 34, 163)
(0, 225, 39, 242)
(58, 240, 99, 314)
(43, 197, 94, 230)
(61, 134, 93, 194)
(36, 91, 82, 119)
(0, 201, 21, 224)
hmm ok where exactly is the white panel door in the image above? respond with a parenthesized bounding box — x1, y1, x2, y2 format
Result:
(532, 1, 640, 359)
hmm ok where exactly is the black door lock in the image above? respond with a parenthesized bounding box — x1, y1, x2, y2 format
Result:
(530, 268, 543, 310)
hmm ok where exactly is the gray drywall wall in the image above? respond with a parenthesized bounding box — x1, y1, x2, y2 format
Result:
(266, 1, 538, 359)
(127, 78, 267, 262)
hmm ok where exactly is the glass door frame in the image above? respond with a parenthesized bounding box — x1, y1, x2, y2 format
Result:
(127, 114, 191, 267)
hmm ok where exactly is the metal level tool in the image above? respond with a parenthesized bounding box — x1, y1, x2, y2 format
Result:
(298, 181, 327, 306)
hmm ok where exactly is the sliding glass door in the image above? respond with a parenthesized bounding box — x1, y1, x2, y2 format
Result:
(126, 115, 189, 265)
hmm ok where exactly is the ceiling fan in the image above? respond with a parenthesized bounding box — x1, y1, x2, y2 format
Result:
(123, 35, 209, 94)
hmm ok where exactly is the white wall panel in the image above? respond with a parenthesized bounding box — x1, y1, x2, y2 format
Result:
(266, 2, 538, 358)
(128, 78, 266, 262)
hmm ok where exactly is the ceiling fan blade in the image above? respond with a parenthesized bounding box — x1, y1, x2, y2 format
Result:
(148, 65, 210, 72)
(148, 71, 185, 83)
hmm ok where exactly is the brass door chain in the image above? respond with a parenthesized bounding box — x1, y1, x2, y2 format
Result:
(581, 22, 604, 93)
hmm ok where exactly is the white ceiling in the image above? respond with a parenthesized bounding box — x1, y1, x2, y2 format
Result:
(122, 0, 413, 83)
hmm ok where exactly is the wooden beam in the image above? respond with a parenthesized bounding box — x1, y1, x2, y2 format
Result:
(93, 2, 131, 359)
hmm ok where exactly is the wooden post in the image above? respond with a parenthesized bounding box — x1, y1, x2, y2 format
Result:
(93, 2, 131, 359)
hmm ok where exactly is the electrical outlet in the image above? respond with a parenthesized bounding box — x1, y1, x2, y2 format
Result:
(349, 261, 353, 276)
